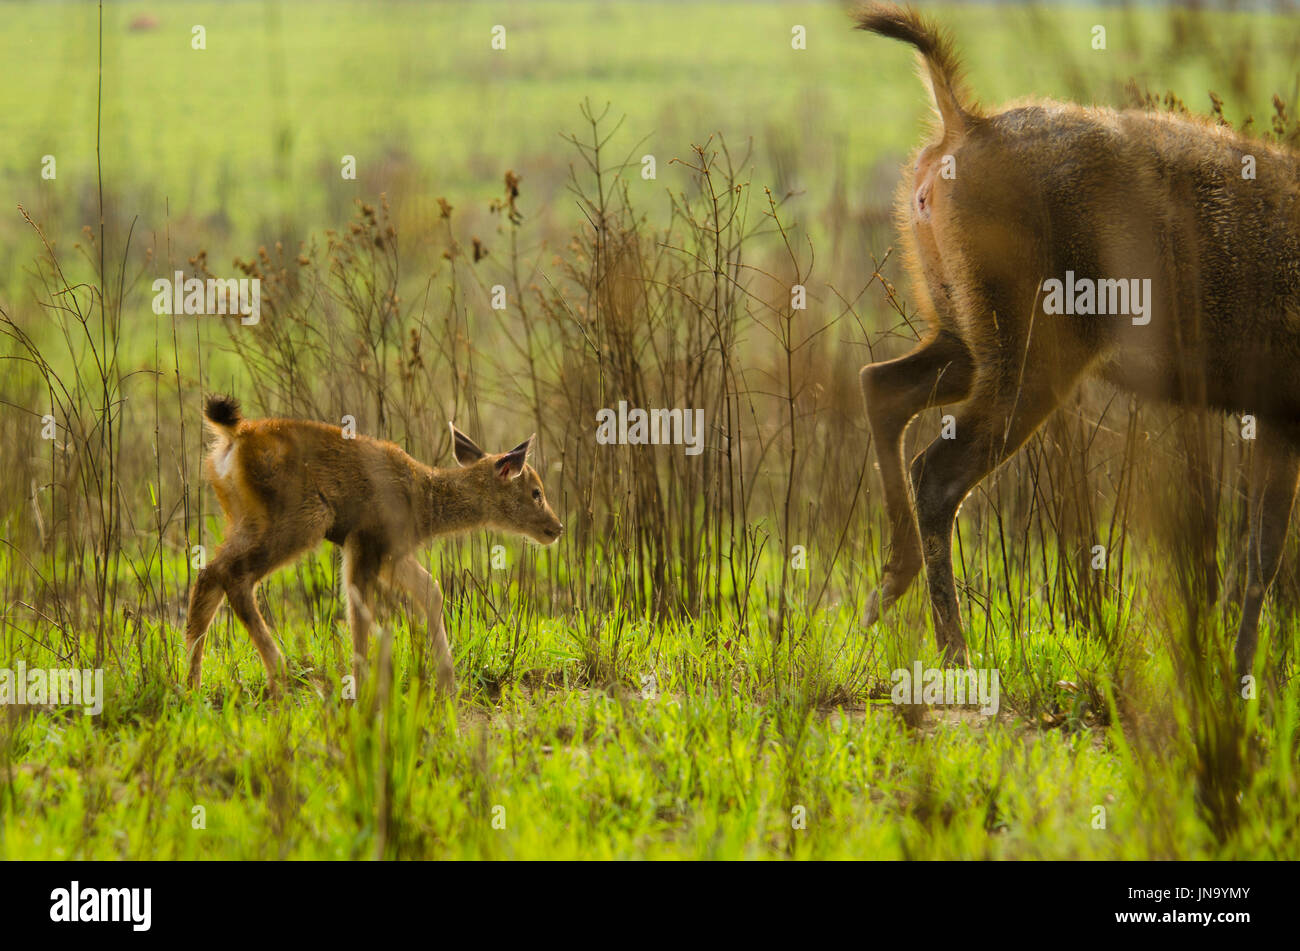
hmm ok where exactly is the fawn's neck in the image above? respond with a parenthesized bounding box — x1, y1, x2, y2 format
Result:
(421, 466, 488, 539)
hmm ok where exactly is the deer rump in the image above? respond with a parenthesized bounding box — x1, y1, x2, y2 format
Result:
(855, 3, 1300, 680)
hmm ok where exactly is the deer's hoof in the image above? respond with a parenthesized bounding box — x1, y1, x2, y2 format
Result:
(863, 589, 883, 627)
(938, 639, 970, 668)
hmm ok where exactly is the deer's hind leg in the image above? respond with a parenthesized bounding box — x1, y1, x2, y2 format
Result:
(387, 555, 456, 697)
(908, 325, 1093, 662)
(342, 532, 387, 689)
(860, 330, 975, 625)
(1234, 424, 1300, 684)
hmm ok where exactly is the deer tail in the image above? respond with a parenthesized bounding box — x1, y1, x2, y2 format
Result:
(853, 3, 977, 134)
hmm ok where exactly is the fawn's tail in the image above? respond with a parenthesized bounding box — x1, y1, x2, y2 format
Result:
(203, 394, 243, 434)
(853, 3, 977, 134)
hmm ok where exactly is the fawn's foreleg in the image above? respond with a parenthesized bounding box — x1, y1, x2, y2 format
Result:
(391, 555, 456, 696)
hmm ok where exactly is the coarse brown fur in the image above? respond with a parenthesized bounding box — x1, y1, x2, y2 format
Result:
(854, 4, 1300, 682)
(184, 395, 563, 696)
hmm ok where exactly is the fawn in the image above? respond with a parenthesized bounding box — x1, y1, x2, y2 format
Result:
(855, 4, 1300, 681)
(184, 395, 563, 696)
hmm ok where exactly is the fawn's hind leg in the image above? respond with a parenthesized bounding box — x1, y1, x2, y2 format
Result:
(860, 330, 975, 625)
(185, 538, 289, 691)
(186, 515, 328, 694)
(389, 555, 456, 696)
(225, 580, 288, 694)
(185, 567, 228, 689)
(1234, 424, 1300, 683)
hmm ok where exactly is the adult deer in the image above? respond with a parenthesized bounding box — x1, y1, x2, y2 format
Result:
(184, 395, 563, 696)
(855, 4, 1300, 682)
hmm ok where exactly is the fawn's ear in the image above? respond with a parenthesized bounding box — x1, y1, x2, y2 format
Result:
(494, 434, 534, 481)
(450, 422, 486, 466)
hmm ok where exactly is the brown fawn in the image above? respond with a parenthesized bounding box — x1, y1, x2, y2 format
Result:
(855, 4, 1300, 682)
(184, 395, 563, 696)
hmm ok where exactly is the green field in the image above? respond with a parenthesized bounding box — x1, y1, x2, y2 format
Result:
(5, 598, 1296, 860)
(1, 1, 1298, 861)
(4, 1, 1297, 264)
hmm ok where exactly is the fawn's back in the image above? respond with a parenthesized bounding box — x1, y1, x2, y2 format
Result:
(206, 417, 431, 551)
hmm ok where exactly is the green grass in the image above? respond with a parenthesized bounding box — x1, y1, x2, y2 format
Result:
(1, 540, 1297, 860)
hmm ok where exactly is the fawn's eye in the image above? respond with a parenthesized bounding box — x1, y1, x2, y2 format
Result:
(532, 488, 541, 501)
